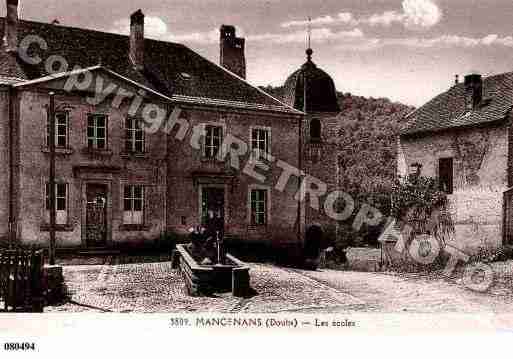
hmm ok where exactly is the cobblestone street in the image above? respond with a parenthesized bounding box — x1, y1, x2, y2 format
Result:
(45, 259, 513, 313)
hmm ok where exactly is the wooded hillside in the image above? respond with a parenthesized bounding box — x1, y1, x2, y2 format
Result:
(261, 85, 415, 246)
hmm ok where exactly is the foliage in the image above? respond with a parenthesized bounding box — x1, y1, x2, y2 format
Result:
(261, 86, 415, 246)
(468, 245, 513, 264)
(391, 175, 454, 245)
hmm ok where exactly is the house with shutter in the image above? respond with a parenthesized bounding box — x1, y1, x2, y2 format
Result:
(398, 72, 513, 253)
(0, 1, 305, 251)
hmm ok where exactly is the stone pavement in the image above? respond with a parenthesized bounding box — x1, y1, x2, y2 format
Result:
(45, 262, 363, 313)
(45, 260, 513, 313)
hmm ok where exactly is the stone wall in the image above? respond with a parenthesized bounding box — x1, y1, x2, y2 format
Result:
(398, 123, 509, 253)
(166, 106, 301, 247)
(302, 112, 342, 242)
(14, 86, 168, 248)
(5, 70, 302, 250)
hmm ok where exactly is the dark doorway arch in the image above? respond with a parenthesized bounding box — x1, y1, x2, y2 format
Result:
(304, 225, 323, 258)
(310, 119, 321, 142)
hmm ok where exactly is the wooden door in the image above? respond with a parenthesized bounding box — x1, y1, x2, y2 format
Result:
(86, 184, 108, 247)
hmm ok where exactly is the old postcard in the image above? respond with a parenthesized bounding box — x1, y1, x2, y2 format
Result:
(0, 0, 513, 356)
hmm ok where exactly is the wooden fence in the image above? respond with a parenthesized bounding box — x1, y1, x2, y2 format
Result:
(0, 248, 44, 312)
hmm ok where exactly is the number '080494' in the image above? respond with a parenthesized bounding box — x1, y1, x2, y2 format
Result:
(4, 343, 36, 351)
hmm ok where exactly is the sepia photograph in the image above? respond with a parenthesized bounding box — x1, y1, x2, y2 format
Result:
(0, 0, 513, 356)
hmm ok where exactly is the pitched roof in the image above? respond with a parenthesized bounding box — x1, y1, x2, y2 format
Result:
(402, 72, 513, 136)
(0, 18, 301, 115)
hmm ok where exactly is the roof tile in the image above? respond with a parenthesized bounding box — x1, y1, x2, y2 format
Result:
(0, 18, 298, 114)
(402, 72, 513, 135)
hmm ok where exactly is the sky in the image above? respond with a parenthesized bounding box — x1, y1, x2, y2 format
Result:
(6, 0, 513, 107)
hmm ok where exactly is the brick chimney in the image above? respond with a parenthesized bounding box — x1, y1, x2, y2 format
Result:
(464, 74, 483, 110)
(220, 25, 246, 79)
(129, 9, 145, 71)
(3, 0, 19, 52)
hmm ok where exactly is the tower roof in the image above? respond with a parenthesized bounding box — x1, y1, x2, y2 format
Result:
(283, 49, 340, 113)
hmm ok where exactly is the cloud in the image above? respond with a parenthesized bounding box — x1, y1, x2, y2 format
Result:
(280, 0, 442, 30)
(110, 16, 168, 38)
(355, 34, 513, 50)
(107, 13, 513, 51)
(109, 16, 219, 44)
(365, 11, 404, 27)
(249, 27, 364, 44)
(401, 0, 442, 29)
(281, 12, 357, 28)
(167, 29, 219, 44)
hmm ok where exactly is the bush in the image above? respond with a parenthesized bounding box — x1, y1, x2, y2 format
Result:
(468, 245, 513, 264)
(391, 174, 454, 248)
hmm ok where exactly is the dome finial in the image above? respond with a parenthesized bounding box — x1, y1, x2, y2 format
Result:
(306, 48, 313, 62)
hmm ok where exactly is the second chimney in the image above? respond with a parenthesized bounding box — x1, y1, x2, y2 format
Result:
(130, 9, 145, 71)
(3, 0, 19, 52)
(464, 73, 483, 110)
(220, 25, 246, 79)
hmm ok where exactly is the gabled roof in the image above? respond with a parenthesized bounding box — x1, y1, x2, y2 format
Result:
(12, 65, 299, 113)
(402, 72, 513, 136)
(0, 18, 302, 115)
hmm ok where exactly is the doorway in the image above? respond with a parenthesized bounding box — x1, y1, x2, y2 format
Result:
(85, 184, 108, 247)
(201, 187, 225, 237)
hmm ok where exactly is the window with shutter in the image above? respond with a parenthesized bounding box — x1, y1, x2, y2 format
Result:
(439, 158, 453, 194)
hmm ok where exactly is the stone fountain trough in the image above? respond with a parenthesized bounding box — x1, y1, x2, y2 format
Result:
(173, 244, 250, 297)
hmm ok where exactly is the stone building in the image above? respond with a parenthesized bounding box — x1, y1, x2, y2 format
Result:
(282, 47, 342, 244)
(0, 1, 304, 250)
(398, 73, 513, 253)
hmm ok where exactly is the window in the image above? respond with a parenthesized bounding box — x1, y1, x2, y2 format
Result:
(87, 114, 107, 149)
(123, 185, 144, 224)
(204, 125, 223, 158)
(125, 118, 145, 153)
(45, 182, 68, 225)
(46, 111, 69, 148)
(250, 189, 268, 225)
(439, 158, 453, 194)
(251, 128, 270, 160)
(310, 119, 321, 141)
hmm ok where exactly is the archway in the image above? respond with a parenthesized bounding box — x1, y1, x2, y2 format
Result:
(304, 225, 323, 258)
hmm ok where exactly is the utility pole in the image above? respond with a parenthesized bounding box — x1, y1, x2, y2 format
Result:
(48, 92, 56, 265)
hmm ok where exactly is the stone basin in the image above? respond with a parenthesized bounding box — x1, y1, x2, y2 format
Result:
(173, 244, 250, 297)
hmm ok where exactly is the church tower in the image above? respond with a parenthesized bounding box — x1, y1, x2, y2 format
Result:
(283, 45, 342, 248)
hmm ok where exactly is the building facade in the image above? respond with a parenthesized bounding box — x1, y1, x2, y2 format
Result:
(0, 2, 304, 250)
(398, 73, 513, 254)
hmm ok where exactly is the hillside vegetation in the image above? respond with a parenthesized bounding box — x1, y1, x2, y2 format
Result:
(261, 85, 415, 246)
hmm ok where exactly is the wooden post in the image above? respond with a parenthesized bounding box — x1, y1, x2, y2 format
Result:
(30, 250, 44, 313)
(49, 92, 56, 266)
(12, 250, 18, 311)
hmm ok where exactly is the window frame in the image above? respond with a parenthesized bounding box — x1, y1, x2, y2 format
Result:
(123, 184, 145, 225)
(46, 111, 69, 149)
(124, 117, 145, 154)
(203, 124, 223, 159)
(248, 187, 270, 226)
(45, 182, 68, 225)
(250, 126, 271, 161)
(87, 113, 108, 150)
(438, 157, 454, 195)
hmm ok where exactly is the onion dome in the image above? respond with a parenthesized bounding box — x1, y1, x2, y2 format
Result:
(283, 48, 340, 113)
